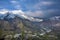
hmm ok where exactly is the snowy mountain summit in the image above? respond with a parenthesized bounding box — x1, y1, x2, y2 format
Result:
(0, 10, 43, 22)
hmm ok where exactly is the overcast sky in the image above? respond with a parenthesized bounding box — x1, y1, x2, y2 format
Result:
(0, 0, 60, 18)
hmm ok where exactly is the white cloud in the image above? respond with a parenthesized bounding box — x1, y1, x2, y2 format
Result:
(40, 1, 53, 5)
(0, 9, 25, 15)
(0, 9, 9, 14)
(11, 10, 24, 15)
(0, 9, 59, 18)
(0, 9, 44, 18)
(34, 1, 54, 10)
(10, 0, 21, 9)
(25, 11, 44, 17)
(25, 9, 60, 17)
(10, 1, 18, 4)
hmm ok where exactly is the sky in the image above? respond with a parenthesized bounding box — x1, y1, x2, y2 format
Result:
(0, 0, 60, 18)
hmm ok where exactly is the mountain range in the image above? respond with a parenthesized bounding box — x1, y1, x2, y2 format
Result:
(0, 10, 60, 35)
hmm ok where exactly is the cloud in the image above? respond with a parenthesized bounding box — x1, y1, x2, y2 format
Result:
(0, 9, 25, 15)
(20, 0, 26, 1)
(33, 1, 54, 10)
(0, 9, 59, 18)
(45, 9, 60, 15)
(40, 1, 54, 5)
(24, 0, 58, 12)
(0, 8, 44, 18)
(11, 10, 25, 15)
(10, 0, 18, 4)
(14, 5, 21, 9)
(25, 10, 44, 17)
(10, 0, 21, 9)
(0, 9, 9, 14)
(24, 9, 60, 18)
(0, 0, 59, 18)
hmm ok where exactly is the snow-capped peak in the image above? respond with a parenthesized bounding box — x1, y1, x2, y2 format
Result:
(0, 10, 43, 22)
